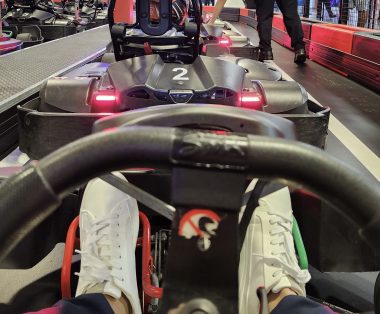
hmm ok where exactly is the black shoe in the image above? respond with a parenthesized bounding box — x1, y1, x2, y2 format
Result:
(294, 48, 306, 64)
(258, 49, 274, 62)
(329, 13, 337, 18)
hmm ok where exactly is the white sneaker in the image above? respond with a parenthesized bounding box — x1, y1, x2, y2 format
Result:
(75, 173, 142, 314)
(239, 184, 311, 314)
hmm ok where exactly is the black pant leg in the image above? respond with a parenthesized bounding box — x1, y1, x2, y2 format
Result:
(256, 0, 276, 50)
(271, 295, 337, 314)
(339, 0, 349, 24)
(316, 0, 323, 18)
(323, 0, 334, 16)
(276, 0, 305, 49)
(303, 0, 310, 18)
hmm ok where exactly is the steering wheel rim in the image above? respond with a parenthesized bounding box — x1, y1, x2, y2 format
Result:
(0, 125, 379, 262)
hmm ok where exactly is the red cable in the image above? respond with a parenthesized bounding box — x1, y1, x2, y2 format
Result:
(61, 216, 80, 299)
(139, 211, 163, 299)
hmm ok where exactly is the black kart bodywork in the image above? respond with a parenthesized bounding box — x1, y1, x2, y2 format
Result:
(18, 52, 329, 159)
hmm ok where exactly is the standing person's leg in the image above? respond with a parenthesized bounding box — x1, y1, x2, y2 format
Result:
(303, 0, 310, 18)
(339, 0, 349, 24)
(323, 0, 336, 17)
(356, 0, 369, 27)
(357, 10, 368, 27)
(316, 0, 323, 18)
(276, 0, 306, 63)
(256, 0, 276, 60)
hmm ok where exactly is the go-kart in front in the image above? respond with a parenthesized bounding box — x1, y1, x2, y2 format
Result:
(17, 0, 329, 160)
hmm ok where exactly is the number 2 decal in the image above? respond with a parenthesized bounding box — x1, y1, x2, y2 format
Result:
(172, 68, 189, 81)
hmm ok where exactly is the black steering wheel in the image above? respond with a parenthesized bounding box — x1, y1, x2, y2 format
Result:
(0, 106, 379, 311)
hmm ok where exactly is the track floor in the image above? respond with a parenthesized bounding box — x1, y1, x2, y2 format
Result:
(0, 26, 111, 113)
(233, 22, 380, 181)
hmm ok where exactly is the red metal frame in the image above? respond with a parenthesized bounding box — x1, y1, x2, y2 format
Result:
(61, 216, 80, 299)
(61, 211, 163, 311)
(139, 212, 163, 301)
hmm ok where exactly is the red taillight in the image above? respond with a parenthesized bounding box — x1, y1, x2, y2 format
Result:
(218, 36, 232, 47)
(95, 94, 117, 102)
(241, 95, 261, 103)
(240, 92, 264, 110)
(91, 91, 118, 113)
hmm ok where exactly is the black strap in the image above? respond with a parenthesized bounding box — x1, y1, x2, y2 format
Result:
(239, 179, 268, 246)
(239, 180, 287, 249)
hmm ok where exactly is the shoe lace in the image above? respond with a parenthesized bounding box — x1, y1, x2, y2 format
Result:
(75, 215, 124, 289)
(255, 201, 310, 285)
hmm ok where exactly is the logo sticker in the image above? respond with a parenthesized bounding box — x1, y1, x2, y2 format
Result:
(178, 209, 221, 251)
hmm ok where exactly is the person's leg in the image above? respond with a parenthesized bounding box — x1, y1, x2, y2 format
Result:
(270, 292, 337, 314)
(256, 0, 276, 52)
(303, 0, 310, 18)
(339, 0, 349, 24)
(316, 0, 323, 18)
(276, 0, 306, 63)
(24, 294, 117, 314)
(239, 183, 311, 313)
(276, 0, 304, 49)
(323, 0, 336, 17)
(357, 10, 368, 27)
(75, 174, 141, 313)
(255, 0, 276, 60)
(25, 174, 140, 314)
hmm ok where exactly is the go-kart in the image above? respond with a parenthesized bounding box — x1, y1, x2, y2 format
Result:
(1, 104, 379, 313)
(201, 20, 259, 59)
(17, 0, 329, 160)
(60, 0, 108, 26)
(3, 0, 94, 41)
(1, 5, 43, 50)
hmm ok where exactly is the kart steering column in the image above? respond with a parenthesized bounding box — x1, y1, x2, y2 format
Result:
(159, 166, 246, 313)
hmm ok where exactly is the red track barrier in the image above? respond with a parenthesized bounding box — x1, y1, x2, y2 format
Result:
(311, 24, 371, 54)
(352, 32, 380, 64)
(203, 6, 215, 13)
